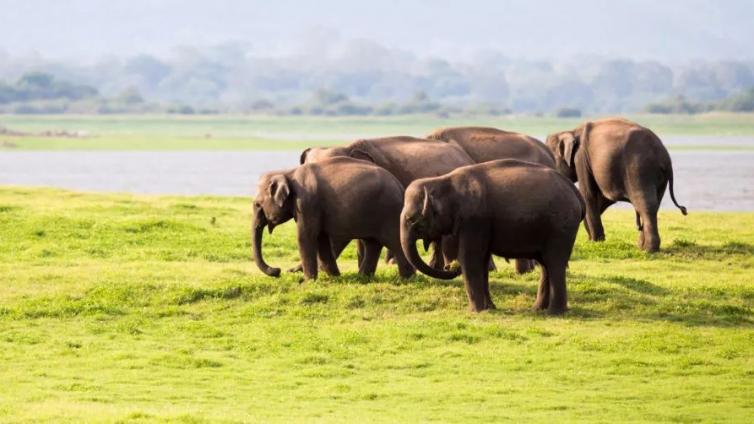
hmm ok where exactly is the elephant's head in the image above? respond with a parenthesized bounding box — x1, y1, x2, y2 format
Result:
(400, 180, 461, 280)
(545, 130, 580, 181)
(252, 172, 295, 277)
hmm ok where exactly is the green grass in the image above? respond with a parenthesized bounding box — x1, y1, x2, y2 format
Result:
(1, 113, 754, 151)
(0, 187, 753, 422)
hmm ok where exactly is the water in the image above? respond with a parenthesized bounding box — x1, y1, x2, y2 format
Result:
(0, 148, 752, 211)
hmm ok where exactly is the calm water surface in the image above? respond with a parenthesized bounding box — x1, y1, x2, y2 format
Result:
(0, 148, 752, 211)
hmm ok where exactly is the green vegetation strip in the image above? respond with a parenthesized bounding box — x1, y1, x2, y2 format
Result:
(0, 187, 752, 422)
(1, 113, 754, 151)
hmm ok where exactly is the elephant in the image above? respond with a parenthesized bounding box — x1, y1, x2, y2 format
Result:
(427, 126, 555, 168)
(300, 136, 476, 268)
(427, 126, 556, 273)
(545, 117, 687, 252)
(252, 156, 414, 280)
(400, 159, 585, 314)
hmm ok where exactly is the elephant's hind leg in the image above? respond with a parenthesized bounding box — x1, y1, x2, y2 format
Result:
(540, 249, 569, 315)
(317, 234, 340, 277)
(358, 239, 382, 277)
(532, 262, 549, 311)
(514, 258, 535, 274)
(634, 195, 661, 252)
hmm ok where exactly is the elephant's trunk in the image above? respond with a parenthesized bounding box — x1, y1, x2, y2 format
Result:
(252, 208, 281, 277)
(401, 223, 460, 280)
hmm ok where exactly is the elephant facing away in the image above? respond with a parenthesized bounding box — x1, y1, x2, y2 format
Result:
(300, 136, 475, 268)
(400, 160, 585, 314)
(252, 157, 414, 280)
(427, 126, 556, 273)
(545, 118, 687, 252)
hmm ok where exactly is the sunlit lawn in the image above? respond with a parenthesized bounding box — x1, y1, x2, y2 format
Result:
(0, 187, 752, 422)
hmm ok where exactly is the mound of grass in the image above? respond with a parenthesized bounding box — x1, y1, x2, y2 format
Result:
(0, 187, 752, 422)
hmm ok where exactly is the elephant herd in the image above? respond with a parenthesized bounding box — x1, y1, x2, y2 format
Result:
(252, 117, 687, 314)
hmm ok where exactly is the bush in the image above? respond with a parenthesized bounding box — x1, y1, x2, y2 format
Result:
(718, 87, 754, 112)
(643, 95, 709, 114)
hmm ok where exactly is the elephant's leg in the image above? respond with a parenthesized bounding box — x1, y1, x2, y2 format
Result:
(637, 204, 661, 252)
(384, 237, 415, 279)
(288, 237, 349, 273)
(358, 239, 382, 276)
(583, 192, 607, 242)
(532, 261, 549, 311)
(545, 261, 568, 315)
(384, 249, 395, 264)
(458, 234, 494, 312)
(441, 234, 459, 270)
(317, 234, 340, 277)
(429, 239, 445, 269)
(514, 258, 534, 274)
(355, 240, 365, 268)
(296, 224, 319, 280)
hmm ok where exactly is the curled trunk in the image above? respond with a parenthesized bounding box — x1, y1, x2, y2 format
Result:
(252, 208, 281, 277)
(401, 223, 460, 280)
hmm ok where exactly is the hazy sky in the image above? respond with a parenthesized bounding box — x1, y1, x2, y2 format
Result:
(1, 0, 752, 62)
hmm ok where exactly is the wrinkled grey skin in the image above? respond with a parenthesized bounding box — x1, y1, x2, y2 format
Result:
(545, 117, 687, 252)
(401, 160, 585, 314)
(427, 126, 557, 273)
(300, 136, 475, 268)
(252, 156, 414, 280)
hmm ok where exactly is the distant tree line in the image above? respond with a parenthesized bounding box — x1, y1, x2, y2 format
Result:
(0, 42, 753, 115)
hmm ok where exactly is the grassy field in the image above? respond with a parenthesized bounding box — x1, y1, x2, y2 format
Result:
(1, 113, 754, 151)
(0, 186, 752, 422)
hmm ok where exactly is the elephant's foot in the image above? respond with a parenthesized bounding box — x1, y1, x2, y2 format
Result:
(468, 297, 496, 312)
(590, 234, 605, 242)
(532, 298, 549, 311)
(638, 232, 660, 253)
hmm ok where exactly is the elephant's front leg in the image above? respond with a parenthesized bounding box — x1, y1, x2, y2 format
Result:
(428, 239, 445, 269)
(458, 231, 495, 312)
(296, 219, 320, 280)
(582, 192, 606, 242)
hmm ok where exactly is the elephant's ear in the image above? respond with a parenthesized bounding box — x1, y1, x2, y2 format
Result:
(268, 175, 290, 207)
(299, 148, 312, 164)
(560, 132, 580, 167)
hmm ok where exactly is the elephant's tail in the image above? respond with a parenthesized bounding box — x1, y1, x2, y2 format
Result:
(667, 168, 688, 216)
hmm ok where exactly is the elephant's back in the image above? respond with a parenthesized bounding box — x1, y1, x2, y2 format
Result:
(430, 127, 555, 168)
(477, 160, 583, 222)
(307, 156, 403, 194)
(364, 137, 474, 184)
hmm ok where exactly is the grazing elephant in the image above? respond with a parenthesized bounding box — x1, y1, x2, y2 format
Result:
(545, 118, 687, 252)
(252, 157, 414, 280)
(428, 126, 556, 273)
(300, 136, 475, 268)
(400, 160, 584, 314)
